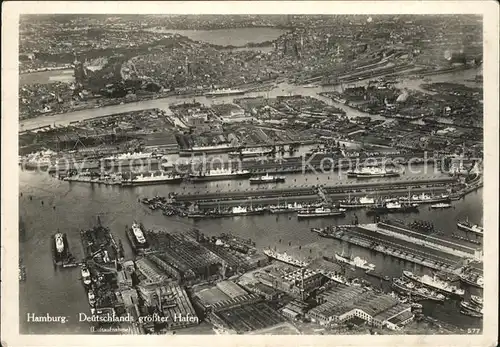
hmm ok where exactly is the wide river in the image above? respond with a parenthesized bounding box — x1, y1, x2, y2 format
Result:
(19, 164, 483, 334)
(19, 67, 480, 132)
(17, 36, 483, 333)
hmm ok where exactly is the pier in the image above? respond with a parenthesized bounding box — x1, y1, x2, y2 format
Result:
(317, 227, 462, 272)
(174, 176, 456, 204)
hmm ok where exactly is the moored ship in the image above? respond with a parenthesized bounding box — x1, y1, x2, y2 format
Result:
(121, 172, 183, 186)
(249, 173, 286, 184)
(430, 202, 452, 209)
(457, 219, 483, 235)
(188, 205, 267, 218)
(470, 295, 483, 307)
(126, 221, 149, 253)
(102, 152, 162, 161)
(334, 253, 376, 271)
(181, 143, 234, 154)
(460, 300, 483, 316)
(346, 167, 400, 178)
(367, 201, 419, 215)
(81, 265, 92, 286)
(365, 269, 390, 281)
(190, 167, 252, 181)
(51, 232, 77, 267)
(339, 196, 376, 209)
(403, 270, 464, 297)
(459, 272, 484, 289)
(400, 193, 451, 205)
(269, 202, 308, 214)
(205, 88, 245, 97)
(297, 207, 346, 219)
(391, 278, 445, 302)
(263, 249, 309, 268)
(229, 147, 274, 158)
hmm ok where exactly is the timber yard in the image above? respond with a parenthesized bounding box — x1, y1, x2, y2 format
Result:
(18, 14, 485, 335)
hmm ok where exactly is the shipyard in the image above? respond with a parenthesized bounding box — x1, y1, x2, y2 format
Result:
(16, 13, 489, 337)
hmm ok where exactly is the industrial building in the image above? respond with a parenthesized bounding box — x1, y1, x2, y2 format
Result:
(307, 286, 413, 330)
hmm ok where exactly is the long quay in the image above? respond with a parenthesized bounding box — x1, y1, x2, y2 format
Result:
(173, 176, 457, 203)
(321, 228, 458, 272)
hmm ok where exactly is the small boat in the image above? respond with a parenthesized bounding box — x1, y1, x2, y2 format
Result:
(88, 290, 96, 307)
(81, 265, 92, 286)
(430, 202, 452, 209)
(460, 301, 483, 313)
(411, 303, 423, 310)
(470, 295, 483, 307)
(460, 309, 483, 318)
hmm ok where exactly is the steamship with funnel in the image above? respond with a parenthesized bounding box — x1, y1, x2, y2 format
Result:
(190, 167, 252, 181)
(347, 166, 400, 178)
(263, 249, 310, 268)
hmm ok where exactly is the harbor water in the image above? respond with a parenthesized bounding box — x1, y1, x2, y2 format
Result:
(19, 167, 483, 334)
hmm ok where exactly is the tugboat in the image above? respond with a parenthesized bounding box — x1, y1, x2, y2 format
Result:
(249, 173, 286, 184)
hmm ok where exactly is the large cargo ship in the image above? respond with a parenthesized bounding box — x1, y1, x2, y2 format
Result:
(334, 252, 376, 271)
(399, 193, 451, 205)
(179, 143, 235, 155)
(102, 152, 162, 161)
(391, 278, 445, 302)
(346, 167, 400, 178)
(249, 173, 286, 184)
(188, 206, 267, 218)
(269, 202, 312, 214)
(366, 201, 419, 215)
(403, 270, 464, 297)
(229, 147, 274, 158)
(297, 207, 346, 219)
(205, 88, 245, 97)
(457, 219, 483, 235)
(189, 167, 252, 181)
(339, 196, 376, 209)
(121, 172, 183, 186)
(263, 249, 309, 268)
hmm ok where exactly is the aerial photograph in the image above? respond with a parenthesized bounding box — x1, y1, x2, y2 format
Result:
(18, 14, 484, 335)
